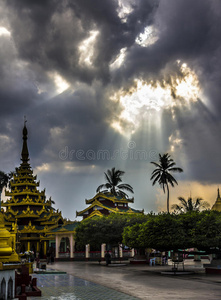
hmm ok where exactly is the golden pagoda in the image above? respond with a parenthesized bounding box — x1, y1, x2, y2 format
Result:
(76, 191, 143, 219)
(2, 122, 65, 257)
(212, 188, 221, 211)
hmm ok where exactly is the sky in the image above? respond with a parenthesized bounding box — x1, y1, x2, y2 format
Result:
(1, 0, 221, 220)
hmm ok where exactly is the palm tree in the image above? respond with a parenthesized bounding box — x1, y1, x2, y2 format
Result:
(171, 196, 210, 213)
(0, 171, 10, 210)
(150, 153, 183, 213)
(96, 167, 134, 198)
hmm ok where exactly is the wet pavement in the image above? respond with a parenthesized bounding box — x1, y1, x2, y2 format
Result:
(28, 273, 139, 300)
(28, 259, 221, 299)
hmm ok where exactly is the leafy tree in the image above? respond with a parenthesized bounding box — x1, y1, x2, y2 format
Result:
(75, 213, 148, 250)
(123, 213, 187, 251)
(76, 211, 221, 256)
(191, 210, 221, 252)
(172, 197, 210, 213)
(96, 167, 134, 198)
(0, 171, 10, 210)
(123, 223, 144, 249)
(150, 153, 183, 213)
(124, 211, 221, 254)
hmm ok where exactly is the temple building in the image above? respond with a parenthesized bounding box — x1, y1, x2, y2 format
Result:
(1, 123, 78, 259)
(212, 188, 221, 211)
(76, 191, 143, 219)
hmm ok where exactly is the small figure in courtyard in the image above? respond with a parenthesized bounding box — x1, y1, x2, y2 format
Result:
(105, 251, 111, 266)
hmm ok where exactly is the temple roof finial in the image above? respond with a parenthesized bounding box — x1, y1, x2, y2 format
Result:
(21, 118, 29, 164)
(218, 188, 220, 199)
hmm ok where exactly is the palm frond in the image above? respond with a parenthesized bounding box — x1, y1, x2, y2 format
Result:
(97, 168, 133, 196)
(150, 162, 161, 168)
(151, 173, 161, 186)
(117, 183, 134, 193)
(168, 167, 183, 173)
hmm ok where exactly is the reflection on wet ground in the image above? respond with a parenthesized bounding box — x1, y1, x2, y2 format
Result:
(28, 273, 140, 300)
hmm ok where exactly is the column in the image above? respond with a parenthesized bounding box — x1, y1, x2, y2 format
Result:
(72, 239, 75, 258)
(101, 243, 106, 259)
(119, 244, 123, 258)
(55, 235, 59, 258)
(85, 244, 90, 259)
(36, 242, 40, 253)
(27, 241, 30, 251)
(43, 241, 47, 256)
(131, 248, 135, 257)
(70, 234, 74, 259)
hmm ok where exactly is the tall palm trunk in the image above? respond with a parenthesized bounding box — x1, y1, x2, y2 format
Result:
(166, 183, 170, 213)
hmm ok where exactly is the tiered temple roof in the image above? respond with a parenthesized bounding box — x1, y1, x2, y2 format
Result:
(2, 123, 64, 233)
(76, 191, 143, 219)
(212, 188, 221, 212)
(1, 122, 78, 254)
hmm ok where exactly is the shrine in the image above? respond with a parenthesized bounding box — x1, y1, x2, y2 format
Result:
(1, 122, 77, 260)
(76, 191, 143, 219)
(212, 188, 221, 211)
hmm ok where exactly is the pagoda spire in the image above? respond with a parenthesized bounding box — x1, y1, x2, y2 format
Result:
(218, 188, 220, 199)
(21, 118, 29, 164)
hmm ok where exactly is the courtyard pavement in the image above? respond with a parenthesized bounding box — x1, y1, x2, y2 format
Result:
(28, 259, 221, 300)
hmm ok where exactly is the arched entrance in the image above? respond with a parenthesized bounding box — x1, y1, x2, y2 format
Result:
(0, 278, 6, 300)
(55, 233, 75, 259)
(7, 278, 13, 299)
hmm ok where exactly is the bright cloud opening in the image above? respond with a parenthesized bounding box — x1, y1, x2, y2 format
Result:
(117, 0, 135, 22)
(111, 62, 201, 134)
(79, 30, 99, 66)
(169, 130, 183, 153)
(110, 47, 127, 70)
(49, 72, 70, 94)
(0, 27, 11, 36)
(136, 26, 159, 47)
(175, 63, 200, 101)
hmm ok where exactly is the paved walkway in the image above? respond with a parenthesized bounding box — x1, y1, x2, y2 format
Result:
(29, 259, 221, 299)
(28, 273, 139, 300)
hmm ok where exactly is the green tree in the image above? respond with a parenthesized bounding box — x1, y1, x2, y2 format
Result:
(124, 211, 221, 254)
(123, 213, 187, 251)
(96, 167, 134, 198)
(0, 171, 10, 210)
(191, 210, 221, 252)
(150, 153, 183, 213)
(75, 213, 148, 250)
(172, 197, 210, 213)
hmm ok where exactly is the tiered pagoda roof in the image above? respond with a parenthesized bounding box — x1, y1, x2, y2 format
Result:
(212, 188, 221, 212)
(2, 122, 65, 234)
(76, 191, 143, 219)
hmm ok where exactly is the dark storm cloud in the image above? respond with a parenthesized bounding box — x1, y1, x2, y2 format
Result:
(113, 0, 221, 96)
(5, 0, 159, 85)
(21, 83, 124, 167)
(1, 0, 221, 217)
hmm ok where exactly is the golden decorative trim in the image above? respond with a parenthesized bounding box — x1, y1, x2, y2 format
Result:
(86, 210, 103, 219)
(85, 192, 134, 204)
(23, 221, 36, 232)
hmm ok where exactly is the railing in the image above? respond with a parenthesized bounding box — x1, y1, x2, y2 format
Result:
(89, 251, 101, 259)
(57, 249, 132, 260)
(58, 252, 70, 258)
(73, 251, 85, 259)
(123, 250, 132, 258)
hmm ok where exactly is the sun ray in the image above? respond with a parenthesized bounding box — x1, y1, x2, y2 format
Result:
(110, 61, 202, 136)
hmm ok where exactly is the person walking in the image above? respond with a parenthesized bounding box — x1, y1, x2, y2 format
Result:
(105, 251, 111, 266)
